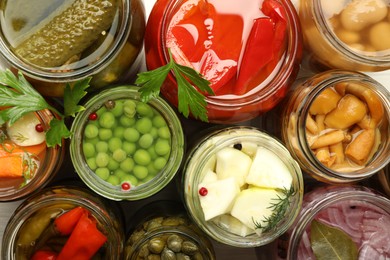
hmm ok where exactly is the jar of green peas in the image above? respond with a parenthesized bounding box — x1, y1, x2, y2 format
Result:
(70, 86, 185, 200)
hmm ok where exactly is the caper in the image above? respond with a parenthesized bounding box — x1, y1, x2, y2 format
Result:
(167, 234, 183, 252)
(139, 243, 150, 258)
(181, 241, 198, 256)
(148, 237, 166, 254)
(161, 247, 177, 260)
(147, 254, 161, 260)
(162, 216, 186, 226)
(176, 253, 190, 260)
(130, 229, 146, 245)
(144, 217, 164, 231)
(192, 252, 204, 260)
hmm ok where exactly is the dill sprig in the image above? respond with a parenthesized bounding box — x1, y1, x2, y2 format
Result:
(253, 186, 296, 233)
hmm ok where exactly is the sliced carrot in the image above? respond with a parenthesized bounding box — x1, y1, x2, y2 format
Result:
(0, 141, 46, 157)
(0, 155, 24, 178)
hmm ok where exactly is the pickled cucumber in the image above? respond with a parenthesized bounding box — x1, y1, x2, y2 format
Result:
(14, 0, 118, 67)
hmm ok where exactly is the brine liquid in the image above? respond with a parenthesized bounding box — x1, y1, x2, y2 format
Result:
(297, 199, 390, 259)
(165, 0, 286, 96)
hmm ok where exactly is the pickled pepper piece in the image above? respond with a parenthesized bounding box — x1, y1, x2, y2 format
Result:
(54, 206, 87, 235)
(14, 0, 118, 67)
(57, 213, 107, 260)
(235, 0, 287, 94)
(31, 250, 58, 260)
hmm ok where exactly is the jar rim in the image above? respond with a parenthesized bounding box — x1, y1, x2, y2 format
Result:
(159, 0, 302, 107)
(0, 0, 132, 82)
(294, 70, 390, 182)
(183, 126, 304, 247)
(70, 85, 185, 201)
(0, 109, 64, 201)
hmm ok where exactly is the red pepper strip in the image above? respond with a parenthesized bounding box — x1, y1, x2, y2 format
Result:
(234, 17, 275, 95)
(262, 0, 288, 55)
(57, 213, 107, 260)
(31, 250, 57, 260)
(54, 206, 87, 235)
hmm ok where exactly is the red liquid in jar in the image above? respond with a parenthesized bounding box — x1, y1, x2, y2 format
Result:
(166, 0, 287, 95)
(145, 0, 301, 123)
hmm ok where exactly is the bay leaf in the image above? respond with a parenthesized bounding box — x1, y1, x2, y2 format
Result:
(310, 219, 358, 260)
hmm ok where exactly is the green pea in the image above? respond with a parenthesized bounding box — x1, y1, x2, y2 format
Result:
(119, 115, 135, 127)
(99, 111, 116, 128)
(133, 165, 148, 180)
(153, 115, 166, 128)
(86, 137, 99, 145)
(135, 117, 152, 134)
(123, 100, 137, 118)
(121, 174, 138, 186)
(154, 139, 171, 156)
(84, 124, 99, 139)
(122, 142, 136, 155)
(111, 100, 124, 117)
(134, 149, 151, 166)
(147, 164, 158, 176)
(107, 175, 120, 186)
(113, 148, 127, 162)
(123, 128, 140, 142)
(147, 146, 158, 160)
(98, 128, 113, 141)
(136, 102, 153, 117)
(95, 168, 110, 180)
(96, 141, 109, 153)
(114, 169, 127, 179)
(83, 142, 95, 158)
(107, 159, 120, 171)
(158, 126, 171, 139)
(108, 137, 123, 153)
(120, 157, 135, 172)
(96, 106, 107, 116)
(138, 134, 154, 149)
(87, 158, 97, 170)
(96, 152, 109, 167)
(149, 127, 158, 139)
(154, 157, 167, 171)
(113, 126, 125, 138)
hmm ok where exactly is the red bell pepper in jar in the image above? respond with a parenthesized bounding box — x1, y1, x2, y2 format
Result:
(54, 206, 87, 235)
(31, 250, 58, 260)
(57, 212, 107, 260)
(235, 0, 287, 95)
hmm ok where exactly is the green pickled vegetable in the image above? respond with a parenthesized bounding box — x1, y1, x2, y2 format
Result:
(14, 0, 118, 67)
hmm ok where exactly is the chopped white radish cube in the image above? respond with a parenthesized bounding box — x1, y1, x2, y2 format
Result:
(215, 147, 252, 187)
(245, 147, 292, 190)
(240, 142, 258, 157)
(7, 112, 45, 146)
(213, 214, 255, 237)
(201, 169, 218, 184)
(231, 187, 282, 232)
(198, 177, 240, 221)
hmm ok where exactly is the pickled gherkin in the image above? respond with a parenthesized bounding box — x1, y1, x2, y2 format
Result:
(13, 0, 118, 67)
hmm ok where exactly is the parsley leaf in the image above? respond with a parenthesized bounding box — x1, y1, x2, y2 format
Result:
(0, 69, 90, 147)
(136, 49, 214, 122)
(64, 77, 90, 117)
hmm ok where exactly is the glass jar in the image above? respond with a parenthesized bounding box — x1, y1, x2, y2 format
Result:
(282, 70, 390, 184)
(2, 185, 124, 259)
(182, 126, 303, 247)
(0, 0, 146, 97)
(278, 185, 390, 259)
(124, 201, 215, 259)
(299, 0, 390, 71)
(0, 109, 64, 201)
(145, 0, 302, 124)
(378, 164, 390, 197)
(70, 86, 185, 201)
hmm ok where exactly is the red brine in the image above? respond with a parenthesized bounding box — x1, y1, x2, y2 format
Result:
(145, 0, 302, 123)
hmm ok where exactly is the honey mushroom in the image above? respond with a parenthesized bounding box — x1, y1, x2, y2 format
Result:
(306, 81, 384, 171)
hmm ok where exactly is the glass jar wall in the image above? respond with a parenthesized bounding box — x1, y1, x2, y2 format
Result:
(0, 0, 146, 97)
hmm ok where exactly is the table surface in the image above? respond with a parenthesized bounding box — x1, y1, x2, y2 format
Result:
(1, 1, 389, 259)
